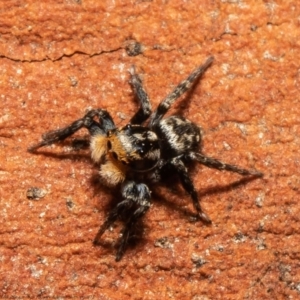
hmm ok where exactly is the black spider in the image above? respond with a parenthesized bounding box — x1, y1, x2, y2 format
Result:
(28, 56, 263, 261)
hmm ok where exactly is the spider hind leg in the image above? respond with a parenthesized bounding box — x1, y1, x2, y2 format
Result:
(155, 115, 262, 222)
(168, 157, 211, 222)
(186, 152, 263, 177)
(150, 56, 214, 128)
(129, 66, 152, 125)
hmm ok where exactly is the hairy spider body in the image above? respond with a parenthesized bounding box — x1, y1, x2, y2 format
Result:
(91, 124, 160, 186)
(157, 116, 201, 157)
(29, 56, 263, 261)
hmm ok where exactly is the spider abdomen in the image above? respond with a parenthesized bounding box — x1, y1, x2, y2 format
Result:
(156, 115, 201, 157)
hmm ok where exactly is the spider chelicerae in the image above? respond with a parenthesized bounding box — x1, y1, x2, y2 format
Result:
(29, 56, 263, 261)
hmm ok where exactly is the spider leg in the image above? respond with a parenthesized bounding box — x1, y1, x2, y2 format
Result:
(116, 202, 150, 261)
(150, 56, 214, 128)
(94, 181, 151, 261)
(93, 198, 133, 243)
(186, 152, 263, 177)
(169, 157, 211, 223)
(129, 65, 152, 124)
(28, 109, 115, 152)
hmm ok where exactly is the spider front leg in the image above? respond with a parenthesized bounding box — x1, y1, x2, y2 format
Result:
(186, 152, 263, 177)
(94, 181, 151, 261)
(28, 109, 115, 152)
(129, 66, 152, 125)
(150, 56, 214, 128)
(116, 200, 150, 261)
(168, 157, 211, 223)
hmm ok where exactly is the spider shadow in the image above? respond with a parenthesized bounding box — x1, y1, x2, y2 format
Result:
(30, 139, 146, 257)
(29, 138, 91, 162)
(32, 150, 91, 162)
(151, 174, 260, 222)
(29, 137, 260, 259)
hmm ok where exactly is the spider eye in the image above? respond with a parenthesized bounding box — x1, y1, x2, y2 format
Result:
(107, 140, 112, 150)
(136, 142, 146, 156)
(115, 125, 160, 172)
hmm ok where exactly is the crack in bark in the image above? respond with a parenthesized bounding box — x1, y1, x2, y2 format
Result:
(0, 47, 123, 63)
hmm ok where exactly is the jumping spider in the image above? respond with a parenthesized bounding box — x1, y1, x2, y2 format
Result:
(29, 56, 263, 261)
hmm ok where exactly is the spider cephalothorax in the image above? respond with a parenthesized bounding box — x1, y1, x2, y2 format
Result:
(29, 56, 263, 261)
(91, 124, 160, 186)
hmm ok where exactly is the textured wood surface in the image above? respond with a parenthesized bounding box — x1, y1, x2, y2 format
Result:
(0, 1, 299, 298)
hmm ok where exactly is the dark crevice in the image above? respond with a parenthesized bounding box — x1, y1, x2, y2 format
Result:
(0, 47, 123, 63)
